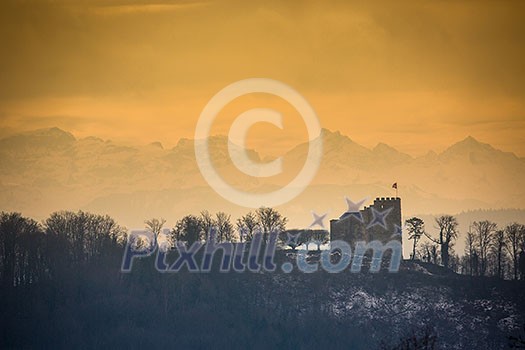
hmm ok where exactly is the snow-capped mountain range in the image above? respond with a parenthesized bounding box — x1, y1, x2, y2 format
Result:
(0, 127, 524, 235)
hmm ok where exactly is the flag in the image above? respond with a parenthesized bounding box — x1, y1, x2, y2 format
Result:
(392, 182, 397, 189)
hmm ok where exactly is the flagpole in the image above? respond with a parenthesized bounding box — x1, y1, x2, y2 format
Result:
(392, 182, 398, 198)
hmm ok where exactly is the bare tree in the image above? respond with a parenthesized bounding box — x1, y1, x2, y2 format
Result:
(464, 229, 477, 275)
(172, 215, 203, 245)
(520, 251, 525, 280)
(472, 220, 497, 276)
(405, 217, 425, 260)
(0, 212, 43, 288)
(255, 207, 287, 243)
(430, 244, 439, 265)
(426, 215, 458, 269)
(200, 210, 216, 238)
(419, 241, 439, 265)
(216, 212, 235, 242)
(145, 218, 166, 247)
(448, 251, 460, 273)
(492, 230, 506, 279)
(311, 229, 329, 250)
(418, 242, 429, 262)
(505, 223, 525, 280)
(46, 211, 125, 266)
(236, 212, 259, 243)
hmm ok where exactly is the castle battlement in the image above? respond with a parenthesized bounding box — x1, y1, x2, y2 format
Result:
(374, 197, 399, 203)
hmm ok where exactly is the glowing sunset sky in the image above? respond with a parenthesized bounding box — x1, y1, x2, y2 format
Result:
(1, 0, 524, 157)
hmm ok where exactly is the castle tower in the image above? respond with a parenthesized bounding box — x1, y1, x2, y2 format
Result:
(330, 197, 402, 246)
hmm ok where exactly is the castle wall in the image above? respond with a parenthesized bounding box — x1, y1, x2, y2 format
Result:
(330, 197, 402, 246)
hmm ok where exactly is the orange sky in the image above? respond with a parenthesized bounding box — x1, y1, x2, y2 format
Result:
(1, 0, 524, 157)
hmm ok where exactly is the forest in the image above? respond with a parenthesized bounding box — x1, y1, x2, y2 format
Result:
(1, 209, 525, 349)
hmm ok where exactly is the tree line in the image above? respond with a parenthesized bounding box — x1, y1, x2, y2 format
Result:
(3, 209, 524, 288)
(1, 209, 524, 349)
(142, 207, 288, 248)
(138, 209, 328, 253)
(0, 208, 295, 287)
(0, 208, 389, 349)
(405, 215, 525, 280)
(0, 211, 126, 289)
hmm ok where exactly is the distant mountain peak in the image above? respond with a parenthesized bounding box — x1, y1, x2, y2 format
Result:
(460, 135, 484, 147)
(320, 128, 358, 145)
(22, 127, 75, 140)
(438, 135, 521, 166)
(373, 142, 412, 162)
(0, 126, 76, 152)
(373, 142, 396, 152)
(321, 128, 340, 135)
(443, 136, 494, 156)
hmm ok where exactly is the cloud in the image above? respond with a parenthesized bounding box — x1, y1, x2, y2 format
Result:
(0, 0, 524, 156)
(1, 0, 524, 98)
(87, 1, 209, 16)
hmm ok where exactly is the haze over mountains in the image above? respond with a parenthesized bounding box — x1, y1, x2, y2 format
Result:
(1, 127, 524, 247)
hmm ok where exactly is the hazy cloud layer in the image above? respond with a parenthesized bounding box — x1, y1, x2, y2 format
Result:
(1, 0, 524, 155)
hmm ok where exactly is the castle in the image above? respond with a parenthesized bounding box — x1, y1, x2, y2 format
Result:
(330, 197, 402, 246)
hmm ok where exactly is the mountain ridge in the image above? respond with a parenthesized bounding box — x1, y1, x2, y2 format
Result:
(4, 126, 525, 160)
(1, 126, 520, 160)
(0, 126, 524, 246)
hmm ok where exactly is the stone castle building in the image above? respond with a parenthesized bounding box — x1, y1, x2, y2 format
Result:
(330, 197, 402, 246)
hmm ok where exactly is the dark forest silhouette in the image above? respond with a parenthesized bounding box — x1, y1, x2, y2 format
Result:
(1, 210, 525, 349)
